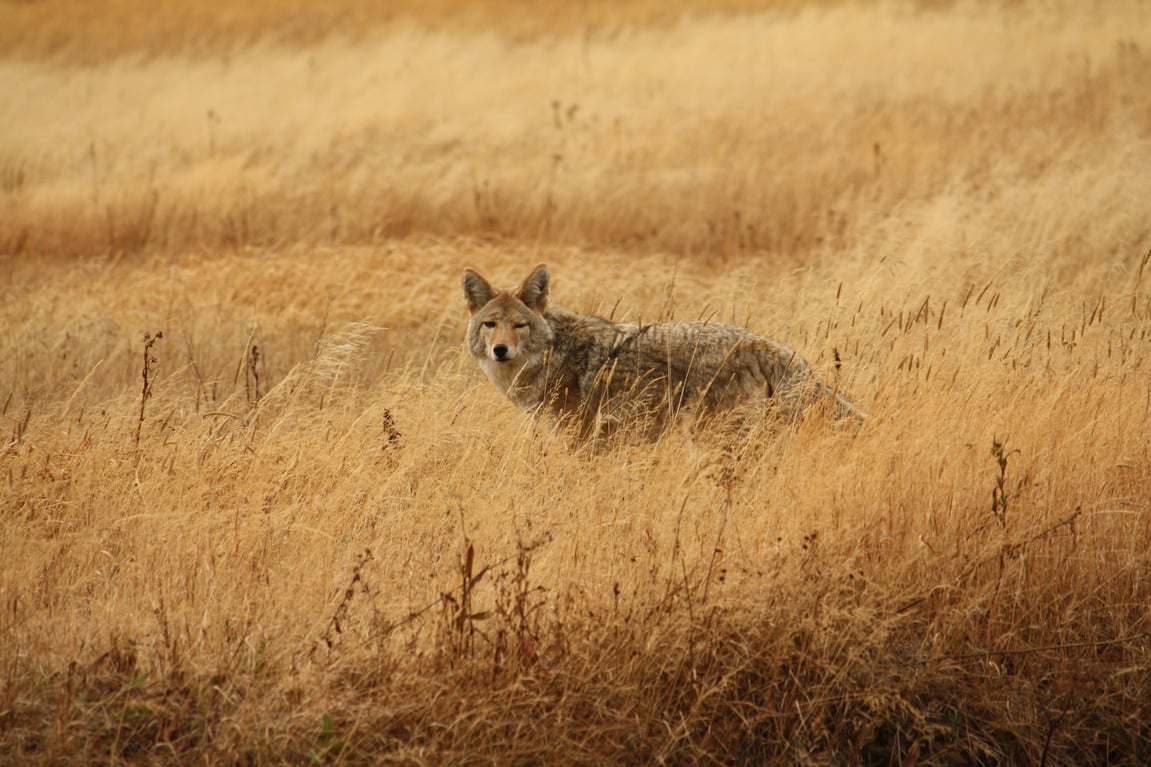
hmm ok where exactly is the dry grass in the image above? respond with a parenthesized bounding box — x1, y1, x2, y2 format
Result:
(2, 1, 1151, 764)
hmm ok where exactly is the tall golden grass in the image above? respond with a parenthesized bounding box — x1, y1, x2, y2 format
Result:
(2, 1, 1150, 764)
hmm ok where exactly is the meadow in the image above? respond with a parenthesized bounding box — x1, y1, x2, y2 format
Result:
(2, 0, 1150, 764)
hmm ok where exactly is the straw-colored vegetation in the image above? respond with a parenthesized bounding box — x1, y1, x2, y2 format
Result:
(3, 1, 1150, 764)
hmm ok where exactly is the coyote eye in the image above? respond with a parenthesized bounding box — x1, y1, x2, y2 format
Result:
(514, 323, 528, 330)
(482, 321, 497, 328)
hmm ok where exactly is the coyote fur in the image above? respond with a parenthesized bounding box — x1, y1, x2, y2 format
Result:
(463, 263, 865, 440)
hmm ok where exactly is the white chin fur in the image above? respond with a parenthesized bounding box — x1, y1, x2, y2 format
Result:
(479, 357, 524, 393)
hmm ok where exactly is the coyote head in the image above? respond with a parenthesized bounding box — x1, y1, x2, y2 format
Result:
(462, 264, 554, 393)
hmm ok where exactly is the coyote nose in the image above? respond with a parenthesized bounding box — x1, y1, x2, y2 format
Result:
(492, 344, 509, 360)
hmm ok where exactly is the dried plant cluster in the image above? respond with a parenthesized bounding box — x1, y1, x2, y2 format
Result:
(2, 1, 1150, 764)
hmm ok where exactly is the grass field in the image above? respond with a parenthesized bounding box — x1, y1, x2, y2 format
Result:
(3, 1, 1151, 764)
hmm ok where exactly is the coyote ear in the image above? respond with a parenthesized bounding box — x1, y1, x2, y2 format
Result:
(462, 269, 495, 313)
(519, 263, 549, 313)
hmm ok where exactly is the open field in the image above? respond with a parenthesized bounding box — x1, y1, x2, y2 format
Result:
(3, 1, 1151, 764)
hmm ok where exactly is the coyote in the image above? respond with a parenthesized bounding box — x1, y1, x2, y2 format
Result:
(463, 263, 865, 441)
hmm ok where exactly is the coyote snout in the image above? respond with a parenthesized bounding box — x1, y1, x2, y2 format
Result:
(463, 263, 866, 441)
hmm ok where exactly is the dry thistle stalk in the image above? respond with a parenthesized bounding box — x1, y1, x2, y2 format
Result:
(319, 548, 374, 652)
(246, 343, 262, 403)
(990, 436, 1018, 529)
(134, 331, 163, 448)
